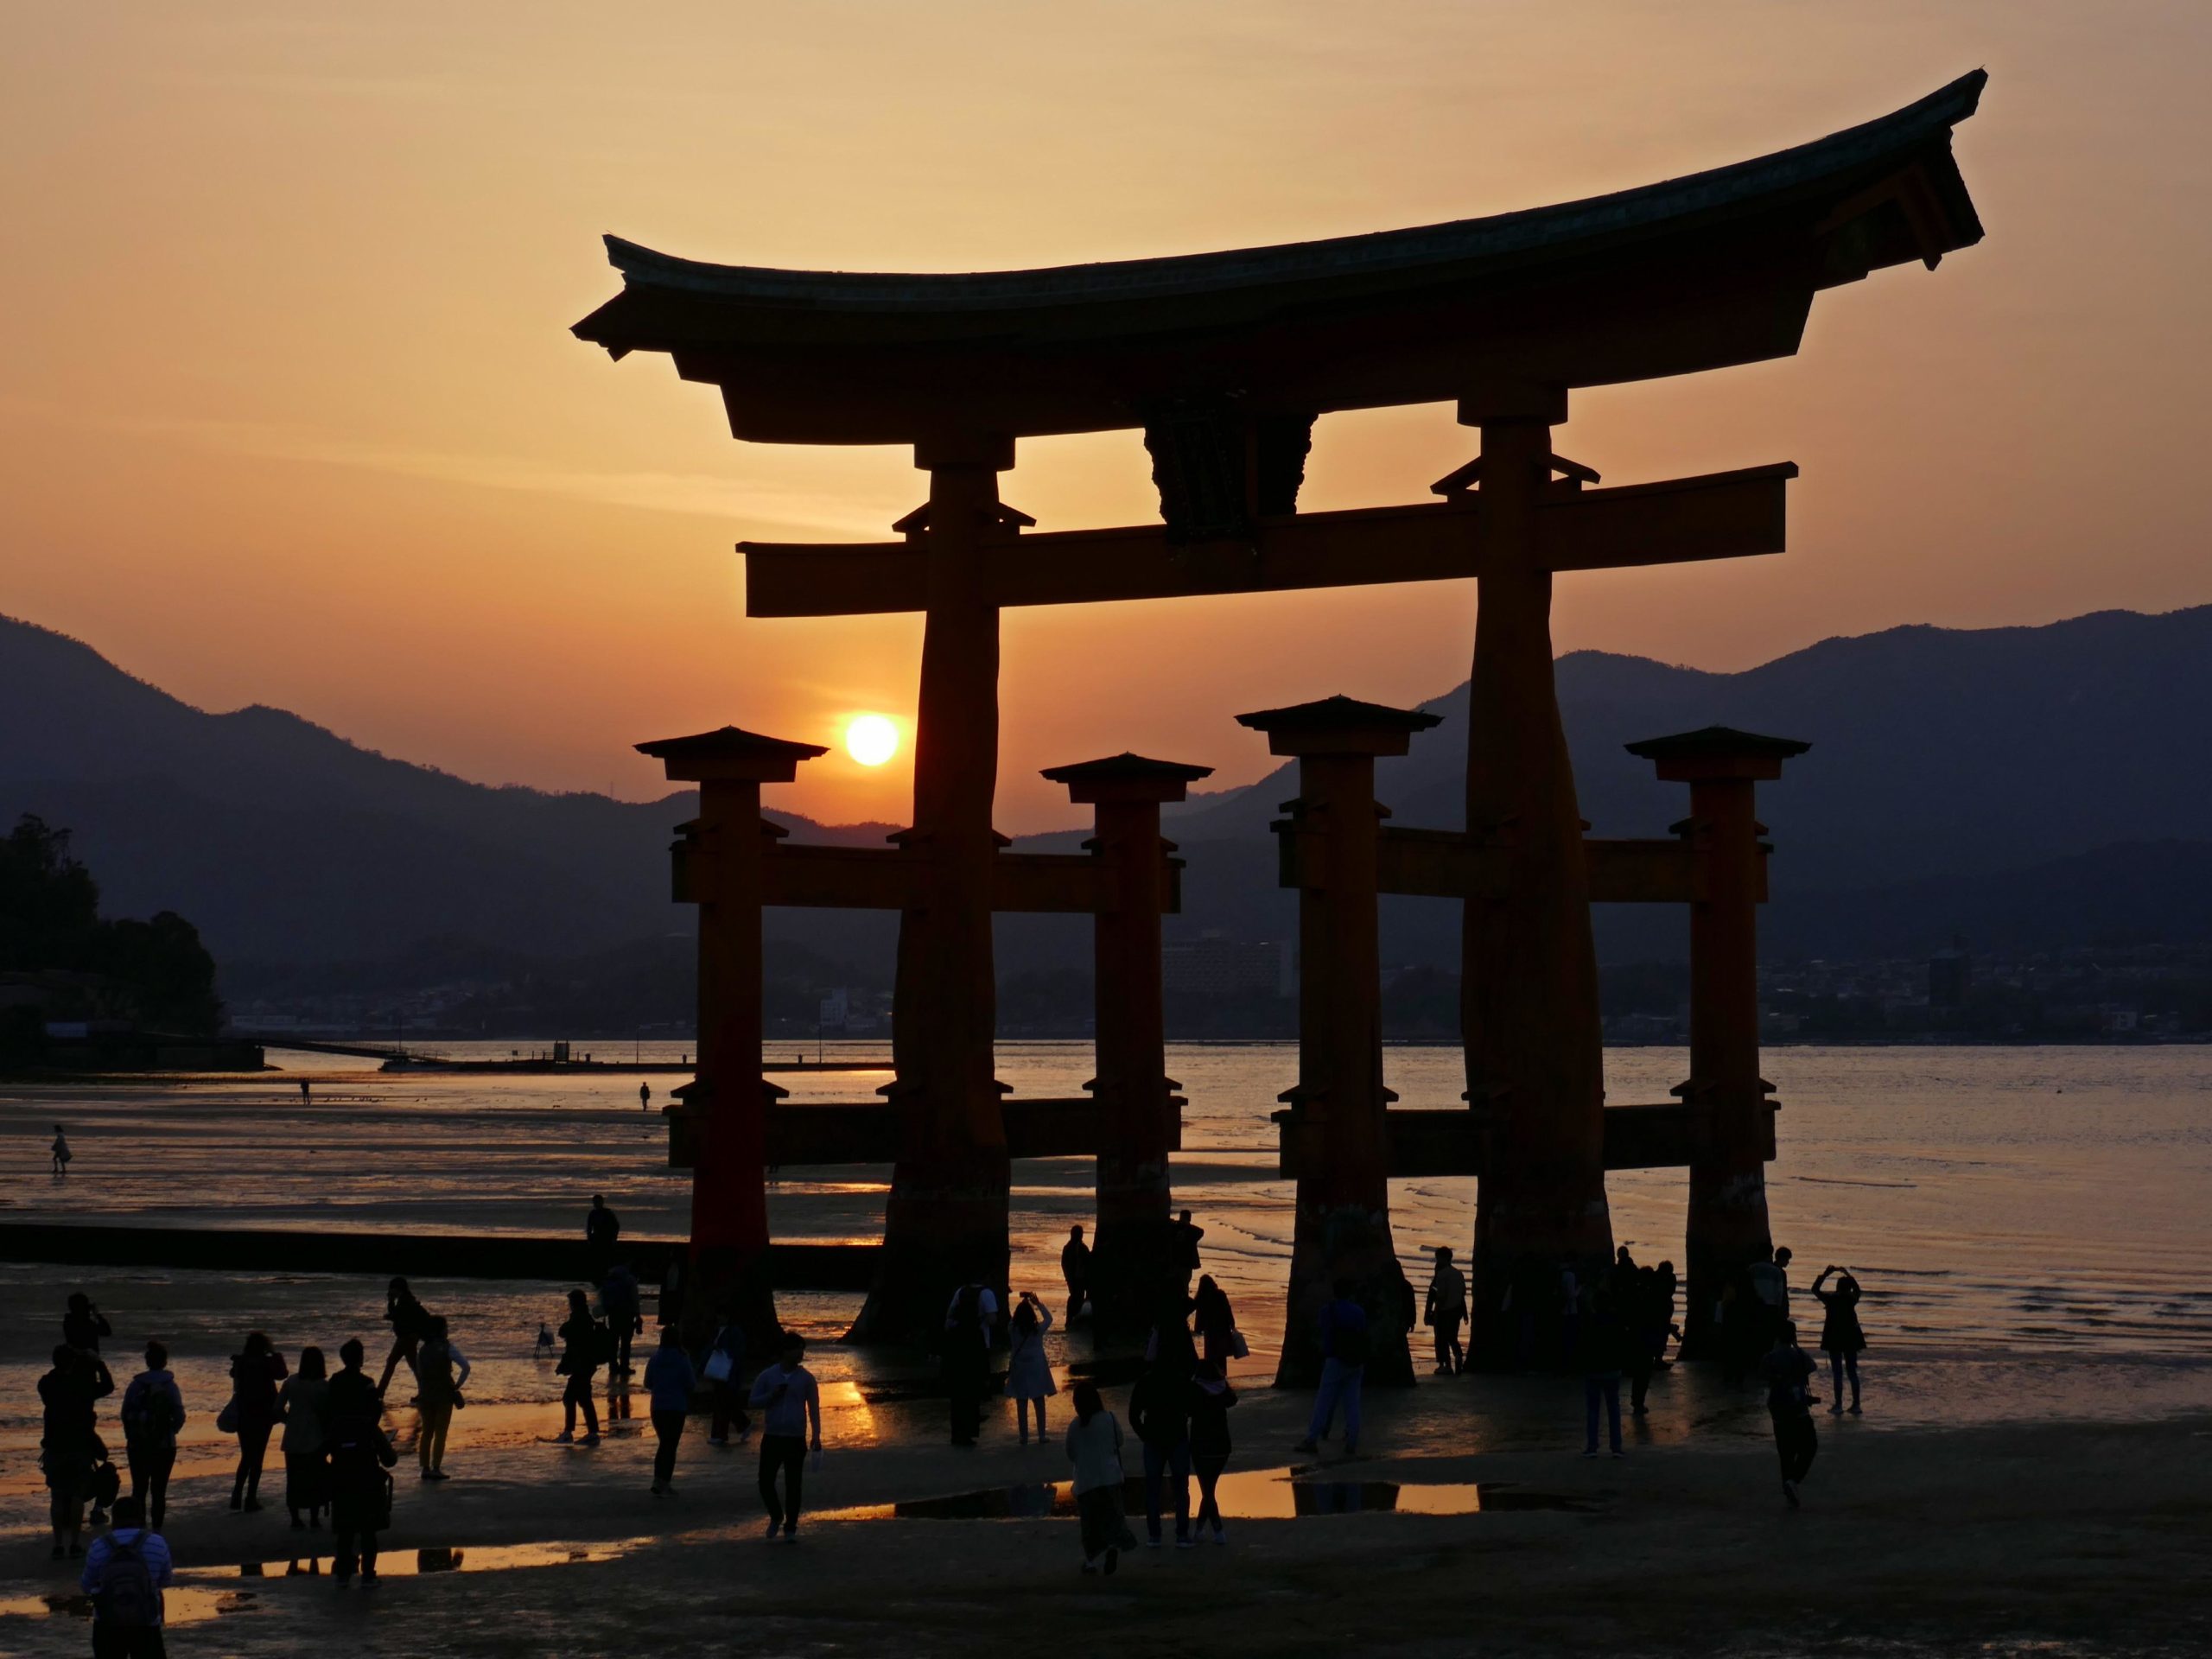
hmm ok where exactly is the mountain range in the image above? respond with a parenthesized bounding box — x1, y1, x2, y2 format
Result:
(8, 604, 2212, 1004)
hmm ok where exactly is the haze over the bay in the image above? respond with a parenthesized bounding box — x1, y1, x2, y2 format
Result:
(6, 2, 2209, 830)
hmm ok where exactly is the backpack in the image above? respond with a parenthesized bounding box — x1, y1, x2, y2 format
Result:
(97, 1534, 161, 1629)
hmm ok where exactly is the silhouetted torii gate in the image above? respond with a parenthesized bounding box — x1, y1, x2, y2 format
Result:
(578, 73, 1986, 1348)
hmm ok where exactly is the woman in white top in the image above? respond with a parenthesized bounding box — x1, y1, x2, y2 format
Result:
(1063, 1380, 1135, 1574)
(1005, 1293, 1056, 1444)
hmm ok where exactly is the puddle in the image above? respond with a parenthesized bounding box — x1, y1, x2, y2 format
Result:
(821, 1467, 1598, 1522)
(225, 1539, 646, 1578)
(0, 1586, 253, 1626)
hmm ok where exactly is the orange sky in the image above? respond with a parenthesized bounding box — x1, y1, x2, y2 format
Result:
(4, 3, 2209, 830)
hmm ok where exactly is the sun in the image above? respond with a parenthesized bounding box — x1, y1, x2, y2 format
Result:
(844, 714, 900, 767)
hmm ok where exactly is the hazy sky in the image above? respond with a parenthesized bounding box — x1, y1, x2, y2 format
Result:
(5, 3, 2209, 830)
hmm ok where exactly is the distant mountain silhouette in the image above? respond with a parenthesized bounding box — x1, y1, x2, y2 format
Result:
(9, 605, 2212, 988)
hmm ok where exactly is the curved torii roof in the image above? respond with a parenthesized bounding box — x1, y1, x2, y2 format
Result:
(574, 72, 1986, 446)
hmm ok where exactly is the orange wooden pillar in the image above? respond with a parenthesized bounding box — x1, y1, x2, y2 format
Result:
(1624, 727, 1808, 1358)
(851, 436, 1022, 1345)
(637, 724, 827, 1352)
(1458, 388, 1617, 1363)
(1243, 696, 1437, 1388)
(1041, 753, 1211, 1338)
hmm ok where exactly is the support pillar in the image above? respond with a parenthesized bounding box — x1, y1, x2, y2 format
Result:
(1242, 696, 1438, 1388)
(1458, 387, 1616, 1365)
(636, 724, 827, 1354)
(850, 435, 1019, 1345)
(1626, 727, 1808, 1358)
(1041, 753, 1213, 1340)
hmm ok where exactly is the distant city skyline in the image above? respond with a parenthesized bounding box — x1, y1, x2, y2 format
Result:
(6, 3, 2209, 830)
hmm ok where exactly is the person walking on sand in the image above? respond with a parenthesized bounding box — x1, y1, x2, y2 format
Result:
(326, 1339, 398, 1585)
(747, 1333, 821, 1542)
(1426, 1248, 1468, 1376)
(120, 1342, 186, 1535)
(79, 1494, 172, 1656)
(278, 1346, 329, 1529)
(600, 1262, 643, 1376)
(1065, 1380, 1136, 1575)
(41, 1344, 113, 1559)
(1061, 1224, 1091, 1325)
(703, 1313, 750, 1446)
(644, 1325, 698, 1497)
(1129, 1353, 1196, 1548)
(415, 1316, 469, 1480)
(1170, 1209, 1205, 1287)
(1812, 1265, 1868, 1415)
(639, 1081, 652, 1112)
(1294, 1281, 1370, 1457)
(1193, 1274, 1243, 1374)
(1580, 1288, 1628, 1459)
(1762, 1321, 1820, 1508)
(1006, 1292, 1056, 1446)
(226, 1331, 287, 1512)
(554, 1288, 604, 1446)
(51, 1124, 72, 1175)
(300, 1078, 312, 1105)
(942, 1279, 995, 1447)
(375, 1278, 431, 1398)
(1189, 1358, 1238, 1545)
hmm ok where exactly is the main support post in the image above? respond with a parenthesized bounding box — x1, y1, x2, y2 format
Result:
(850, 435, 1020, 1345)
(1042, 754, 1212, 1339)
(1459, 390, 1618, 1364)
(1626, 728, 1808, 1357)
(1243, 696, 1437, 1388)
(637, 725, 828, 1352)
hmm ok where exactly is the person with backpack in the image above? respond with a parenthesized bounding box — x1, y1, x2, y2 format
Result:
(278, 1345, 329, 1528)
(119, 1342, 186, 1535)
(1127, 1355, 1195, 1548)
(554, 1287, 604, 1446)
(79, 1493, 171, 1656)
(226, 1331, 287, 1511)
(415, 1316, 470, 1480)
(41, 1343, 114, 1559)
(702, 1313, 750, 1446)
(1293, 1281, 1370, 1458)
(326, 1339, 398, 1585)
(643, 1325, 698, 1497)
(375, 1278, 432, 1399)
(1063, 1380, 1135, 1575)
(941, 1280, 995, 1447)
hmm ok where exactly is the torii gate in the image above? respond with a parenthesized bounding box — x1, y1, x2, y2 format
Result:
(576, 73, 1986, 1346)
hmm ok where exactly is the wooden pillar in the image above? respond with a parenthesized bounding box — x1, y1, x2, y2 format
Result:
(1458, 386, 1616, 1365)
(636, 725, 826, 1353)
(1243, 696, 1437, 1388)
(1626, 727, 1808, 1357)
(1041, 753, 1212, 1339)
(850, 435, 1018, 1346)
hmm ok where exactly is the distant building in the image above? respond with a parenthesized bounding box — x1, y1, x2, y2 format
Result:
(1163, 934, 1292, 999)
(818, 988, 850, 1032)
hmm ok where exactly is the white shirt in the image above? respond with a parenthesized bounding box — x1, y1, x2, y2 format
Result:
(944, 1284, 999, 1331)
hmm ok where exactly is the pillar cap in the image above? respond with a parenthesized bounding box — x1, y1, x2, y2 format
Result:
(636, 725, 830, 784)
(1624, 725, 1809, 782)
(1236, 694, 1442, 758)
(1040, 752, 1213, 804)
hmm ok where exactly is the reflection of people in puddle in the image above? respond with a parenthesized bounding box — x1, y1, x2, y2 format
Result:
(1812, 1266, 1867, 1415)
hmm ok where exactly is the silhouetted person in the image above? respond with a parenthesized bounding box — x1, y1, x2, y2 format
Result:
(586, 1193, 621, 1275)
(1812, 1265, 1867, 1414)
(415, 1315, 468, 1479)
(64, 1292, 111, 1355)
(748, 1332, 821, 1541)
(120, 1341, 185, 1535)
(1558, 1262, 1582, 1367)
(942, 1280, 995, 1446)
(80, 1493, 171, 1654)
(1007, 1292, 1056, 1445)
(643, 1325, 697, 1497)
(227, 1331, 286, 1511)
(703, 1312, 749, 1445)
(601, 1263, 642, 1375)
(639, 1081, 652, 1111)
(1294, 1280, 1370, 1457)
(326, 1338, 397, 1584)
(1128, 1354, 1194, 1548)
(41, 1343, 113, 1558)
(1188, 1357, 1238, 1545)
(300, 1078, 311, 1105)
(375, 1277, 430, 1398)
(278, 1345, 328, 1529)
(1427, 1247, 1468, 1375)
(1762, 1321, 1819, 1507)
(1747, 1244, 1793, 1345)
(1147, 1286, 1198, 1371)
(1624, 1268, 1661, 1418)
(1169, 1210, 1205, 1287)
(1580, 1288, 1627, 1459)
(1193, 1274, 1240, 1371)
(555, 1287, 603, 1446)
(52, 1124, 72, 1175)
(1060, 1224, 1091, 1325)
(1065, 1379, 1134, 1574)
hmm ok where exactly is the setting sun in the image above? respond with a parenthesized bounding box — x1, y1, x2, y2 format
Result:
(844, 714, 900, 766)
